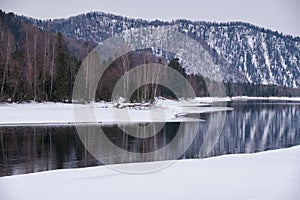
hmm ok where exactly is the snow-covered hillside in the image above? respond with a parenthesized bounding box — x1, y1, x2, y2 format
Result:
(23, 12, 300, 88)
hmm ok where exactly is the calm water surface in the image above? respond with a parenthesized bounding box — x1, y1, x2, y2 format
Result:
(0, 101, 299, 176)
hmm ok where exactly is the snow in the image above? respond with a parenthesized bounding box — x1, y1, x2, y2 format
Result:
(262, 37, 275, 83)
(0, 98, 231, 126)
(231, 96, 300, 102)
(192, 96, 231, 103)
(243, 52, 253, 83)
(0, 145, 299, 200)
(1, 96, 299, 126)
(247, 36, 254, 50)
(280, 53, 287, 70)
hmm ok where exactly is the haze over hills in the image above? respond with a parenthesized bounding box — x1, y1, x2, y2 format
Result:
(23, 11, 300, 88)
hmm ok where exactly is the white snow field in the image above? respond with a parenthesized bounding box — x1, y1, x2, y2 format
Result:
(1, 96, 299, 125)
(0, 98, 233, 125)
(0, 145, 299, 200)
(231, 96, 300, 101)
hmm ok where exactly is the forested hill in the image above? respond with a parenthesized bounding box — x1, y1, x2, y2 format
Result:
(22, 11, 300, 88)
(0, 10, 300, 103)
(0, 10, 95, 102)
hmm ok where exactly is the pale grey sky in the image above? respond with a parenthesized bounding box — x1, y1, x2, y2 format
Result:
(0, 0, 299, 36)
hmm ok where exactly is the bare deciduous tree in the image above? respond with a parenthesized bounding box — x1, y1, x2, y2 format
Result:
(0, 29, 14, 98)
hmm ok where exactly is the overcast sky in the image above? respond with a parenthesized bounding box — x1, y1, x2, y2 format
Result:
(1, 0, 299, 36)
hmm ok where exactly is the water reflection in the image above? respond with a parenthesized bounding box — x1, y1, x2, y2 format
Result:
(0, 127, 99, 176)
(0, 101, 299, 176)
(185, 101, 300, 159)
(77, 121, 201, 168)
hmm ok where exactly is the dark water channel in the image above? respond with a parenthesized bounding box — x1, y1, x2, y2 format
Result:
(1, 100, 299, 176)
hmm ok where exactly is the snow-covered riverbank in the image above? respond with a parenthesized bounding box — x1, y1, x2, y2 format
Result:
(1, 145, 299, 200)
(0, 98, 232, 126)
(231, 96, 300, 101)
(1, 96, 299, 125)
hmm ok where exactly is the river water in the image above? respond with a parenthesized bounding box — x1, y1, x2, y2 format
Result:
(1, 100, 299, 176)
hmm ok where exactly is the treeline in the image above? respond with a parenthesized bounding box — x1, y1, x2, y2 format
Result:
(96, 53, 300, 102)
(96, 56, 192, 102)
(0, 11, 94, 102)
(224, 82, 300, 97)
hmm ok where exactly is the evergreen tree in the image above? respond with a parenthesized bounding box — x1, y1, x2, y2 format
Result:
(53, 32, 70, 101)
(168, 58, 185, 75)
(166, 58, 185, 99)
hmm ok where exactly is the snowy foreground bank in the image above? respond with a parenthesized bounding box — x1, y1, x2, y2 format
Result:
(1, 145, 299, 200)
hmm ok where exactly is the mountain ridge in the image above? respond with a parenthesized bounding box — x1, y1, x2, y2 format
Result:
(17, 11, 300, 40)
(17, 11, 300, 88)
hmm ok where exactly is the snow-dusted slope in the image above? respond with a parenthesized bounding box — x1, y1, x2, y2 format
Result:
(24, 12, 300, 87)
